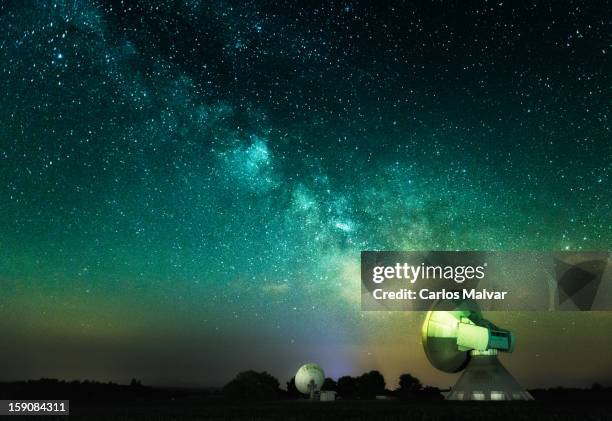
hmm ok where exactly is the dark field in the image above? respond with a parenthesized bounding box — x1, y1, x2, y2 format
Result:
(37, 400, 609, 421)
(5, 381, 611, 420)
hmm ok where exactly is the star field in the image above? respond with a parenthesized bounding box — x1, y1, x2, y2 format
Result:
(0, 1, 610, 388)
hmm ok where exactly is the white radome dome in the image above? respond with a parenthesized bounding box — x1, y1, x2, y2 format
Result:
(295, 363, 325, 394)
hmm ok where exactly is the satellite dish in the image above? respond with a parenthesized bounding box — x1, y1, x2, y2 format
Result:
(422, 308, 470, 373)
(295, 363, 325, 399)
(422, 300, 533, 401)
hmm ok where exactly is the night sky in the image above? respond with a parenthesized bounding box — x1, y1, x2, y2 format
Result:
(1, 1, 611, 388)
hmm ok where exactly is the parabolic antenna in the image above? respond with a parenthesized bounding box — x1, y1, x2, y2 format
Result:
(295, 363, 325, 399)
(422, 300, 532, 401)
(422, 309, 470, 373)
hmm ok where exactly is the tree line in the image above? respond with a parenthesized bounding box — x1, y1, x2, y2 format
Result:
(3, 377, 611, 403)
(223, 370, 443, 401)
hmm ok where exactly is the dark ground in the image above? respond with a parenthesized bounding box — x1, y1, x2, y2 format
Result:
(39, 399, 612, 421)
(3, 381, 611, 420)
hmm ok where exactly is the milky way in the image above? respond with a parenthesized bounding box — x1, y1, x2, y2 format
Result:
(0, 1, 610, 388)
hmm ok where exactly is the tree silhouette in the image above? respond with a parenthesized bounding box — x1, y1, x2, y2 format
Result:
(322, 377, 337, 391)
(357, 371, 386, 399)
(397, 373, 422, 394)
(129, 378, 143, 389)
(337, 376, 358, 399)
(396, 374, 443, 400)
(285, 376, 300, 398)
(223, 371, 281, 401)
